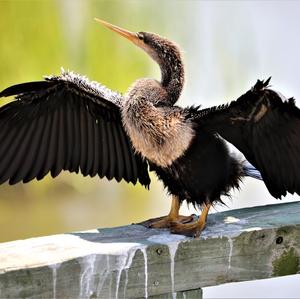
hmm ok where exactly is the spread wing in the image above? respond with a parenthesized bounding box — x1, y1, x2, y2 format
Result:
(197, 78, 300, 198)
(0, 70, 150, 187)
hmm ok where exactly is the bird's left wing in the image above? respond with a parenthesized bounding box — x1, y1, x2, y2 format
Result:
(196, 79, 300, 199)
(0, 70, 150, 187)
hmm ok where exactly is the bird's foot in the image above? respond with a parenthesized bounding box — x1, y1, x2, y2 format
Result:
(170, 219, 206, 238)
(170, 203, 211, 238)
(137, 214, 195, 229)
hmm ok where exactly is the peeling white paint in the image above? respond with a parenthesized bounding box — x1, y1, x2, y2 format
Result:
(0, 233, 141, 272)
(96, 256, 110, 298)
(147, 233, 186, 299)
(115, 254, 128, 299)
(79, 254, 96, 299)
(147, 233, 186, 244)
(242, 227, 262, 232)
(140, 248, 148, 298)
(76, 229, 100, 234)
(76, 245, 142, 299)
(49, 263, 61, 299)
(123, 249, 137, 299)
(224, 216, 240, 224)
(228, 237, 234, 270)
(168, 243, 179, 299)
(108, 256, 113, 299)
(84, 246, 139, 299)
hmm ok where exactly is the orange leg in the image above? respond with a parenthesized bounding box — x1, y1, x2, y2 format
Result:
(170, 203, 211, 238)
(137, 195, 194, 228)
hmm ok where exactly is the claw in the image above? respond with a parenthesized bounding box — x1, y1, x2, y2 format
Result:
(136, 216, 167, 228)
(170, 203, 211, 238)
(135, 197, 211, 238)
(136, 195, 195, 229)
(137, 214, 195, 229)
(170, 221, 206, 238)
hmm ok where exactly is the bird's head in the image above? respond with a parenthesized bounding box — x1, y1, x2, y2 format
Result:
(95, 18, 182, 80)
(95, 18, 184, 104)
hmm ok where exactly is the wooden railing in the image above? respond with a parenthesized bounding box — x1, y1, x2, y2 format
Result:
(0, 201, 299, 298)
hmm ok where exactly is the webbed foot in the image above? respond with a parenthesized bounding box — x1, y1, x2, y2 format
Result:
(170, 203, 211, 238)
(137, 214, 195, 229)
(170, 220, 206, 238)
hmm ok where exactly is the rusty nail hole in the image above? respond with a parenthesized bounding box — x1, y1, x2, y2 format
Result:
(276, 236, 283, 244)
(156, 248, 163, 255)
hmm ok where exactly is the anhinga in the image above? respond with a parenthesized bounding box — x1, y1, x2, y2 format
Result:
(0, 19, 300, 237)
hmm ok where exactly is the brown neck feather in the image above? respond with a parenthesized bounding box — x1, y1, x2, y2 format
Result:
(145, 36, 185, 106)
(160, 54, 184, 105)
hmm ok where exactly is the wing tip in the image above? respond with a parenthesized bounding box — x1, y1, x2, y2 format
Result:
(253, 77, 272, 92)
(0, 87, 11, 98)
(0, 81, 55, 99)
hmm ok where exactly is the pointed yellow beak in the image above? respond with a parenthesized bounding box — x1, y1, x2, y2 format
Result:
(94, 18, 141, 46)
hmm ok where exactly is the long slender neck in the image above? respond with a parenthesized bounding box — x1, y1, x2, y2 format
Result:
(159, 51, 184, 105)
(146, 39, 184, 106)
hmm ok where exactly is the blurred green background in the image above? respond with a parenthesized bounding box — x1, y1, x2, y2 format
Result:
(0, 0, 299, 245)
(0, 0, 174, 242)
(1, 1, 300, 297)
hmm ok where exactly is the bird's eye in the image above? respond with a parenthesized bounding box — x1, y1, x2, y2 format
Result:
(137, 33, 144, 40)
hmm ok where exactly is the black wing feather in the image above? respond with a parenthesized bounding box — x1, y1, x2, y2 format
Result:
(70, 95, 81, 173)
(9, 112, 40, 184)
(23, 113, 49, 183)
(79, 102, 88, 176)
(0, 81, 55, 98)
(36, 110, 54, 181)
(111, 122, 123, 182)
(0, 71, 150, 187)
(0, 123, 29, 184)
(0, 123, 16, 161)
(48, 108, 59, 178)
(117, 124, 132, 183)
(106, 120, 115, 181)
(90, 118, 100, 178)
(99, 119, 108, 178)
(199, 79, 300, 198)
(63, 99, 73, 171)
(85, 103, 95, 176)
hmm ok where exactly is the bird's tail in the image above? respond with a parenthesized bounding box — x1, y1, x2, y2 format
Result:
(242, 161, 263, 180)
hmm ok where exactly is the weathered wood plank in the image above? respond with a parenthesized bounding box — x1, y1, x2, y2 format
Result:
(0, 201, 299, 298)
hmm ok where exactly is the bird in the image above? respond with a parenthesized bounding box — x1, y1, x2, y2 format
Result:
(0, 19, 300, 237)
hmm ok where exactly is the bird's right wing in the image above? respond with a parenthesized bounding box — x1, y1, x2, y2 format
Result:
(196, 79, 300, 199)
(0, 70, 150, 187)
